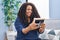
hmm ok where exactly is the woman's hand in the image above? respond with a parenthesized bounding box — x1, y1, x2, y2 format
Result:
(28, 19, 39, 30)
(39, 23, 45, 33)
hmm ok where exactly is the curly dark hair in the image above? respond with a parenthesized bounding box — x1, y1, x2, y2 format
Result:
(18, 3, 40, 24)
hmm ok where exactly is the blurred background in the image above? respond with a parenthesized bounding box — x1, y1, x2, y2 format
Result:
(0, 0, 60, 40)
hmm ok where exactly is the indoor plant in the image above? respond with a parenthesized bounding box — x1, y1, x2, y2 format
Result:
(2, 0, 21, 31)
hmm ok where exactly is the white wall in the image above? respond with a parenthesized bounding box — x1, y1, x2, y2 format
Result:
(28, 0, 49, 19)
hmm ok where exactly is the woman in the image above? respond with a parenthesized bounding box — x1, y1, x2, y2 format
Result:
(14, 3, 45, 40)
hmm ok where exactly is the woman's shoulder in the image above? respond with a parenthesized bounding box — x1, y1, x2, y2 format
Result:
(16, 16, 22, 21)
(15, 17, 25, 26)
(15, 16, 21, 22)
(16, 16, 24, 23)
(16, 16, 20, 19)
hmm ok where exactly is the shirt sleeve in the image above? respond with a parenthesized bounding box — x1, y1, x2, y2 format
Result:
(14, 17, 24, 32)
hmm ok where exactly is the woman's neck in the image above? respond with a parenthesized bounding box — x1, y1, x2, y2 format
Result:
(28, 17, 30, 23)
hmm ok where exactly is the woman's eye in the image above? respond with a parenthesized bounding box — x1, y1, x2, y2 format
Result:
(27, 9, 30, 10)
(27, 9, 32, 11)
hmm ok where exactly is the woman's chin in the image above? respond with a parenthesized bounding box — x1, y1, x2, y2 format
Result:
(27, 15, 30, 17)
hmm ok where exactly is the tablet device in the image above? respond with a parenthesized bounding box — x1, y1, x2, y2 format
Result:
(34, 18, 45, 28)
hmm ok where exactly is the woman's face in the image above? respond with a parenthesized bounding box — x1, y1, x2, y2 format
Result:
(26, 5, 32, 18)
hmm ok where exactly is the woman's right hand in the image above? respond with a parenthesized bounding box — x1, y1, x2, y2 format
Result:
(28, 19, 39, 30)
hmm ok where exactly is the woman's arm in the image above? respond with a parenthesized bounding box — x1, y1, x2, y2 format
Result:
(14, 17, 31, 34)
(15, 17, 40, 34)
(14, 17, 24, 33)
(14, 17, 38, 34)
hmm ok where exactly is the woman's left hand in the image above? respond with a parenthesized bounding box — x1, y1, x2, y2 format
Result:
(39, 23, 46, 33)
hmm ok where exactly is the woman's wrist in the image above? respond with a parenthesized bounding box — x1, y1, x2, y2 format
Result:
(22, 25, 31, 34)
(26, 26, 31, 32)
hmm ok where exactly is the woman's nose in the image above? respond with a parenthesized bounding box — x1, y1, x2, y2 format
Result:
(29, 10, 32, 12)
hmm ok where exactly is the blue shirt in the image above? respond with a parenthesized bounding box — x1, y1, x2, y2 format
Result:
(14, 17, 41, 40)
